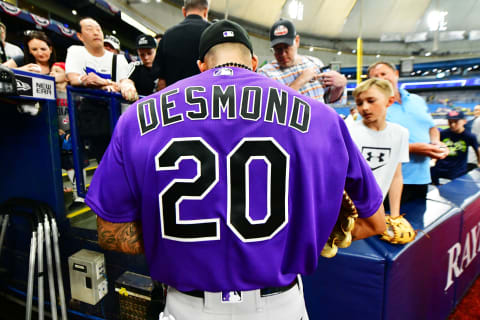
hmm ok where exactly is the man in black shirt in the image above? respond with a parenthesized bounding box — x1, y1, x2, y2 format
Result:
(129, 34, 159, 96)
(153, 0, 210, 89)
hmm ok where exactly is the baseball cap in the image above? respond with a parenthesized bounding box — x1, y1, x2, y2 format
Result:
(136, 34, 156, 49)
(104, 35, 120, 51)
(270, 19, 296, 47)
(447, 110, 465, 120)
(52, 62, 65, 71)
(198, 19, 253, 61)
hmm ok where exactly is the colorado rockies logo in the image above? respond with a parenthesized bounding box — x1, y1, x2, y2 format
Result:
(361, 147, 391, 171)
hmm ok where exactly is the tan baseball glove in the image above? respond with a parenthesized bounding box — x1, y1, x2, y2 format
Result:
(321, 190, 359, 258)
(380, 215, 416, 244)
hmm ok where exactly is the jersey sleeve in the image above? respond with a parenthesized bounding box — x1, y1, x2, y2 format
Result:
(116, 55, 130, 81)
(339, 118, 383, 218)
(85, 117, 139, 223)
(65, 46, 84, 75)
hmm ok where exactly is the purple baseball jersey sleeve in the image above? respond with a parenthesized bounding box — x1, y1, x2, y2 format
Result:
(86, 67, 382, 292)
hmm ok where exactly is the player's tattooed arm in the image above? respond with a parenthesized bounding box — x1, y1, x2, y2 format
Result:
(352, 204, 386, 241)
(96, 216, 145, 254)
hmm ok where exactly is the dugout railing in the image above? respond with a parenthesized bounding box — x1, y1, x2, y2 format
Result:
(66, 86, 126, 198)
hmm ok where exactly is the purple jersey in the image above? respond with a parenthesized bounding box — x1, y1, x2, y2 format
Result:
(86, 67, 382, 292)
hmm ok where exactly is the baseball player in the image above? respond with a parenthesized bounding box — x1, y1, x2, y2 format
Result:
(86, 20, 386, 320)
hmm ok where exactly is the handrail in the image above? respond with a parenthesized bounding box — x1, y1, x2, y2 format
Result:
(66, 86, 126, 198)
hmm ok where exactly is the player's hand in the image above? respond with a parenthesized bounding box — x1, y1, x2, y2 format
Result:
(120, 81, 138, 101)
(319, 71, 347, 89)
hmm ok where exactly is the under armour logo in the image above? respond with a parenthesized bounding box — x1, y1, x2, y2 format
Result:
(366, 152, 385, 162)
(361, 147, 391, 171)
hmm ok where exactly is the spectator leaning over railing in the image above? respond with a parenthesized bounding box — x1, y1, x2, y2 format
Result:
(3, 30, 56, 75)
(368, 61, 448, 203)
(65, 17, 137, 210)
(66, 17, 137, 100)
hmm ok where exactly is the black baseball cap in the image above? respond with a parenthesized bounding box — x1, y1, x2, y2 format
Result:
(136, 34, 156, 49)
(198, 19, 253, 61)
(447, 110, 465, 120)
(270, 19, 296, 47)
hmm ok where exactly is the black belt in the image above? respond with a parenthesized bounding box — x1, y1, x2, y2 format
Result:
(179, 279, 298, 299)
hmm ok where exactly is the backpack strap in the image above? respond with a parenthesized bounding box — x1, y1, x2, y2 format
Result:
(111, 53, 117, 82)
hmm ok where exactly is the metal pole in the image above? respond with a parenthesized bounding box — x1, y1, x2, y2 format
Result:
(44, 218, 58, 320)
(356, 0, 363, 84)
(50, 216, 67, 320)
(26, 231, 37, 320)
(37, 223, 44, 320)
(0, 214, 9, 257)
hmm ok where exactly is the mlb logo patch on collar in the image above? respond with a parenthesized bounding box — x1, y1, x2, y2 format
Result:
(223, 31, 234, 37)
(214, 68, 234, 76)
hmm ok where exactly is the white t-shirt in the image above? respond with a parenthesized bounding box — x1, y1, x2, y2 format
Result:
(348, 121, 410, 199)
(5, 42, 23, 60)
(65, 45, 129, 81)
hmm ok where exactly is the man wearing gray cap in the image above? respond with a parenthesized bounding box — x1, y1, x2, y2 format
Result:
(128, 34, 159, 96)
(258, 19, 346, 104)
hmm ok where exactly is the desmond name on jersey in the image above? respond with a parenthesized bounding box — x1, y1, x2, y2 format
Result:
(137, 84, 311, 136)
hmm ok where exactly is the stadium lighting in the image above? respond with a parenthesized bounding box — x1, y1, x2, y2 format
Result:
(428, 10, 448, 31)
(288, 0, 304, 21)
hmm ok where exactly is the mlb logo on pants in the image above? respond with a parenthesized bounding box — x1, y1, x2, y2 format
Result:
(222, 291, 243, 303)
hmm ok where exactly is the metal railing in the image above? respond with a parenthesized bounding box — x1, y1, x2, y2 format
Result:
(66, 86, 127, 198)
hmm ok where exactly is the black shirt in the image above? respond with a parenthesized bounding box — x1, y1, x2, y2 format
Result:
(153, 14, 211, 86)
(129, 62, 159, 97)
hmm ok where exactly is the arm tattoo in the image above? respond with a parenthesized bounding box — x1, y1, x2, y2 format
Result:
(97, 216, 145, 254)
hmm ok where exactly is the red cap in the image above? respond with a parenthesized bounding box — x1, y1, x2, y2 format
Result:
(52, 62, 65, 71)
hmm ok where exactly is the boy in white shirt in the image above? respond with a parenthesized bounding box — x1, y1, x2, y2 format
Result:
(349, 78, 415, 244)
